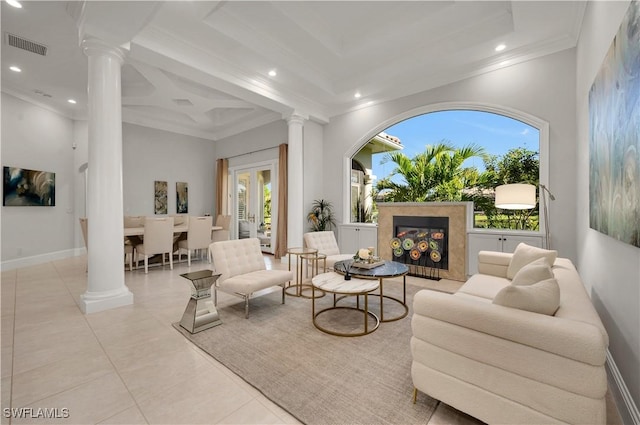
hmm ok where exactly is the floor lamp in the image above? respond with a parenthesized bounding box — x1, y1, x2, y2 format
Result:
(538, 184, 556, 249)
(495, 183, 555, 249)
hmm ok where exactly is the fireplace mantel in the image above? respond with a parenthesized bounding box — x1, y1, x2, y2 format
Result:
(377, 202, 472, 282)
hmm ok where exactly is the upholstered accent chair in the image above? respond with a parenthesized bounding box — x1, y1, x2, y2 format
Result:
(209, 238, 292, 318)
(303, 231, 353, 270)
(178, 215, 213, 266)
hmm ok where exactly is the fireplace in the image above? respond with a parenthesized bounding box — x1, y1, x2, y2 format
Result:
(391, 215, 449, 280)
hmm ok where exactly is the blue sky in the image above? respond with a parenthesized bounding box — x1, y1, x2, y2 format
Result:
(371, 110, 539, 181)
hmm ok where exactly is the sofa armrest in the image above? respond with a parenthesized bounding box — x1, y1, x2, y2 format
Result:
(477, 250, 512, 278)
(413, 290, 607, 365)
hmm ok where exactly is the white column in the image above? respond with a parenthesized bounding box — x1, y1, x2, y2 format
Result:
(80, 37, 133, 314)
(286, 113, 306, 248)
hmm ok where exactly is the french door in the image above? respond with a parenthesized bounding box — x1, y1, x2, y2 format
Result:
(231, 161, 277, 254)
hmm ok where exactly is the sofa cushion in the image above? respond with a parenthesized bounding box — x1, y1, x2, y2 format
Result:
(493, 277, 560, 315)
(511, 257, 554, 286)
(507, 243, 557, 279)
(456, 273, 511, 300)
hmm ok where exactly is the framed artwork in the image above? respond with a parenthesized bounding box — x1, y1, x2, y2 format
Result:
(154, 180, 168, 214)
(176, 182, 188, 213)
(3, 166, 55, 206)
(588, 0, 640, 248)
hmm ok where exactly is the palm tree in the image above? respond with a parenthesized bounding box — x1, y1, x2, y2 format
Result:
(376, 141, 486, 202)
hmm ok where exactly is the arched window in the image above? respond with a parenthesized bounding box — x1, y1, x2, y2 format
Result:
(348, 104, 548, 233)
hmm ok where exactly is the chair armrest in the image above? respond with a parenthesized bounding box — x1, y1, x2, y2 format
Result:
(477, 251, 512, 278)
(413, 290, 607, 365)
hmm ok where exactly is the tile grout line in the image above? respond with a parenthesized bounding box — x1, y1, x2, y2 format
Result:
(51, 260, 151, 424)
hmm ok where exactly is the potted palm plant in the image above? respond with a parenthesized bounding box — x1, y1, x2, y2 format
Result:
(307, 199, 336, 231)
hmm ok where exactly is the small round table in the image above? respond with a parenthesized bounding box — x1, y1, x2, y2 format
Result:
(286, 247, 318, 298)
(311, 272, 380, 337)
(301, 252, 327, 278)
(334, 260, 409, 322)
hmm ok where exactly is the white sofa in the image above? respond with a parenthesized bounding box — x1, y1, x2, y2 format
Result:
(411, 244, 609, 424)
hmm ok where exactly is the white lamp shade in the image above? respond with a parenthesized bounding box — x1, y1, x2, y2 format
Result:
(495, 184, 536, 209)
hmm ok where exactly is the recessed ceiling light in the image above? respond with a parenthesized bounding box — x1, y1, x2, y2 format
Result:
(354, 92, 362, 99)
(67, 99, 77, 104)
(6, 0, 22, 8)
(495, 43, 506, 52)
(9, 66, 21, 72)
(268, 69, 277, 77)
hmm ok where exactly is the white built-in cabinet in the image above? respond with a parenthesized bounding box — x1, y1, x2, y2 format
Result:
(339, 224, 378, 256)
(467, 232, 544, 275)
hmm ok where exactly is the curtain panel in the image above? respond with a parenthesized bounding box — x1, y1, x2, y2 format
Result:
(275, 144, 288, 259)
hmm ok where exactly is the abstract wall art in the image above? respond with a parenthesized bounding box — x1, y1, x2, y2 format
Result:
(154, 180, 168, 214)
(176, 182, 188, 214)
(589, 0, 640, 248)
(3, 166, 55, 206)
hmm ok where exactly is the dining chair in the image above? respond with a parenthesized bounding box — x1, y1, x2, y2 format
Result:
(135, 216, 175, 273)
(212, 214, 231, 243)
(209, 215, 231, 263)
(123, 215, 145, 228)
(178, 215, 213, 266)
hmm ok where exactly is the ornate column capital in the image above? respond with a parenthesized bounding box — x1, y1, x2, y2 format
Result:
(284, 112, 308, 126)
(81, 37, 127, 64)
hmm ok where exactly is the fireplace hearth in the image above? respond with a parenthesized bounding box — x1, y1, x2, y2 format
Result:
(391, 215, 449, 280)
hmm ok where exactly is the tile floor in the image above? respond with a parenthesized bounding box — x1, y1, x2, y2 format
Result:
(1, 254, 622, 424)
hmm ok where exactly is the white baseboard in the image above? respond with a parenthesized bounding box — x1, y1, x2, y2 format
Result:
(0, 249, 81, 271)
(607, 350, 640, 425)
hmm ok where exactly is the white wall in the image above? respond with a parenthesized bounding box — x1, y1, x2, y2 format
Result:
(323, 48, 578, 261)
(576, 1, 639, 421)
(1, 94, 218, 269)
(1, 93, 76, 264)
(214, 118, 326, 235)
(122, 123, 216, 216)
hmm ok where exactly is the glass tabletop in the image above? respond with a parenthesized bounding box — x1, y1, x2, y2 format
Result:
(180, 269, 221, 281)
(334, 259, 409, 278)
(287, 247, 318, 255)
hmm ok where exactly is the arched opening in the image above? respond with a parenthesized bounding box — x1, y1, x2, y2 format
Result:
(347, 103, 548, 233)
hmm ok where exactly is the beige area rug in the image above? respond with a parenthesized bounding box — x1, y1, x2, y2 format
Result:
(173, 276, 463, 425)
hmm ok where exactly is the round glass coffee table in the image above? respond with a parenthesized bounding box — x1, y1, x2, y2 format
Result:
(311, 272, 380, 337)
(334, 260, 409, 322)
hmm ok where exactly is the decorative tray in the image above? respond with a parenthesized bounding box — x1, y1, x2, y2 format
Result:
(351, 260, 385, 269)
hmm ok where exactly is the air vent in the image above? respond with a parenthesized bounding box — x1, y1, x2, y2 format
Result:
(5, 33, 48, 56)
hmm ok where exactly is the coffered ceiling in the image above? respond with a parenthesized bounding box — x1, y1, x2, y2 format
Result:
(1, 1, 586, 141)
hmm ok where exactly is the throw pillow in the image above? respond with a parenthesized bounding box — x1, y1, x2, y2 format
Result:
(511, 257, 554, 286)
(507, 243, 557, 279)
(493, 278, 560, 315)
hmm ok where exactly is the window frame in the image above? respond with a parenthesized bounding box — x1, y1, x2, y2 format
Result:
(343, 102, 549, 236)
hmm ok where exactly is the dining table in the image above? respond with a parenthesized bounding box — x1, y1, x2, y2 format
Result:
(124, 225, 222, 236)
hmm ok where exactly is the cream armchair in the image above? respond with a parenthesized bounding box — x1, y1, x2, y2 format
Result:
(209, 238, 292, 318)
(303, 231, 353, 270)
